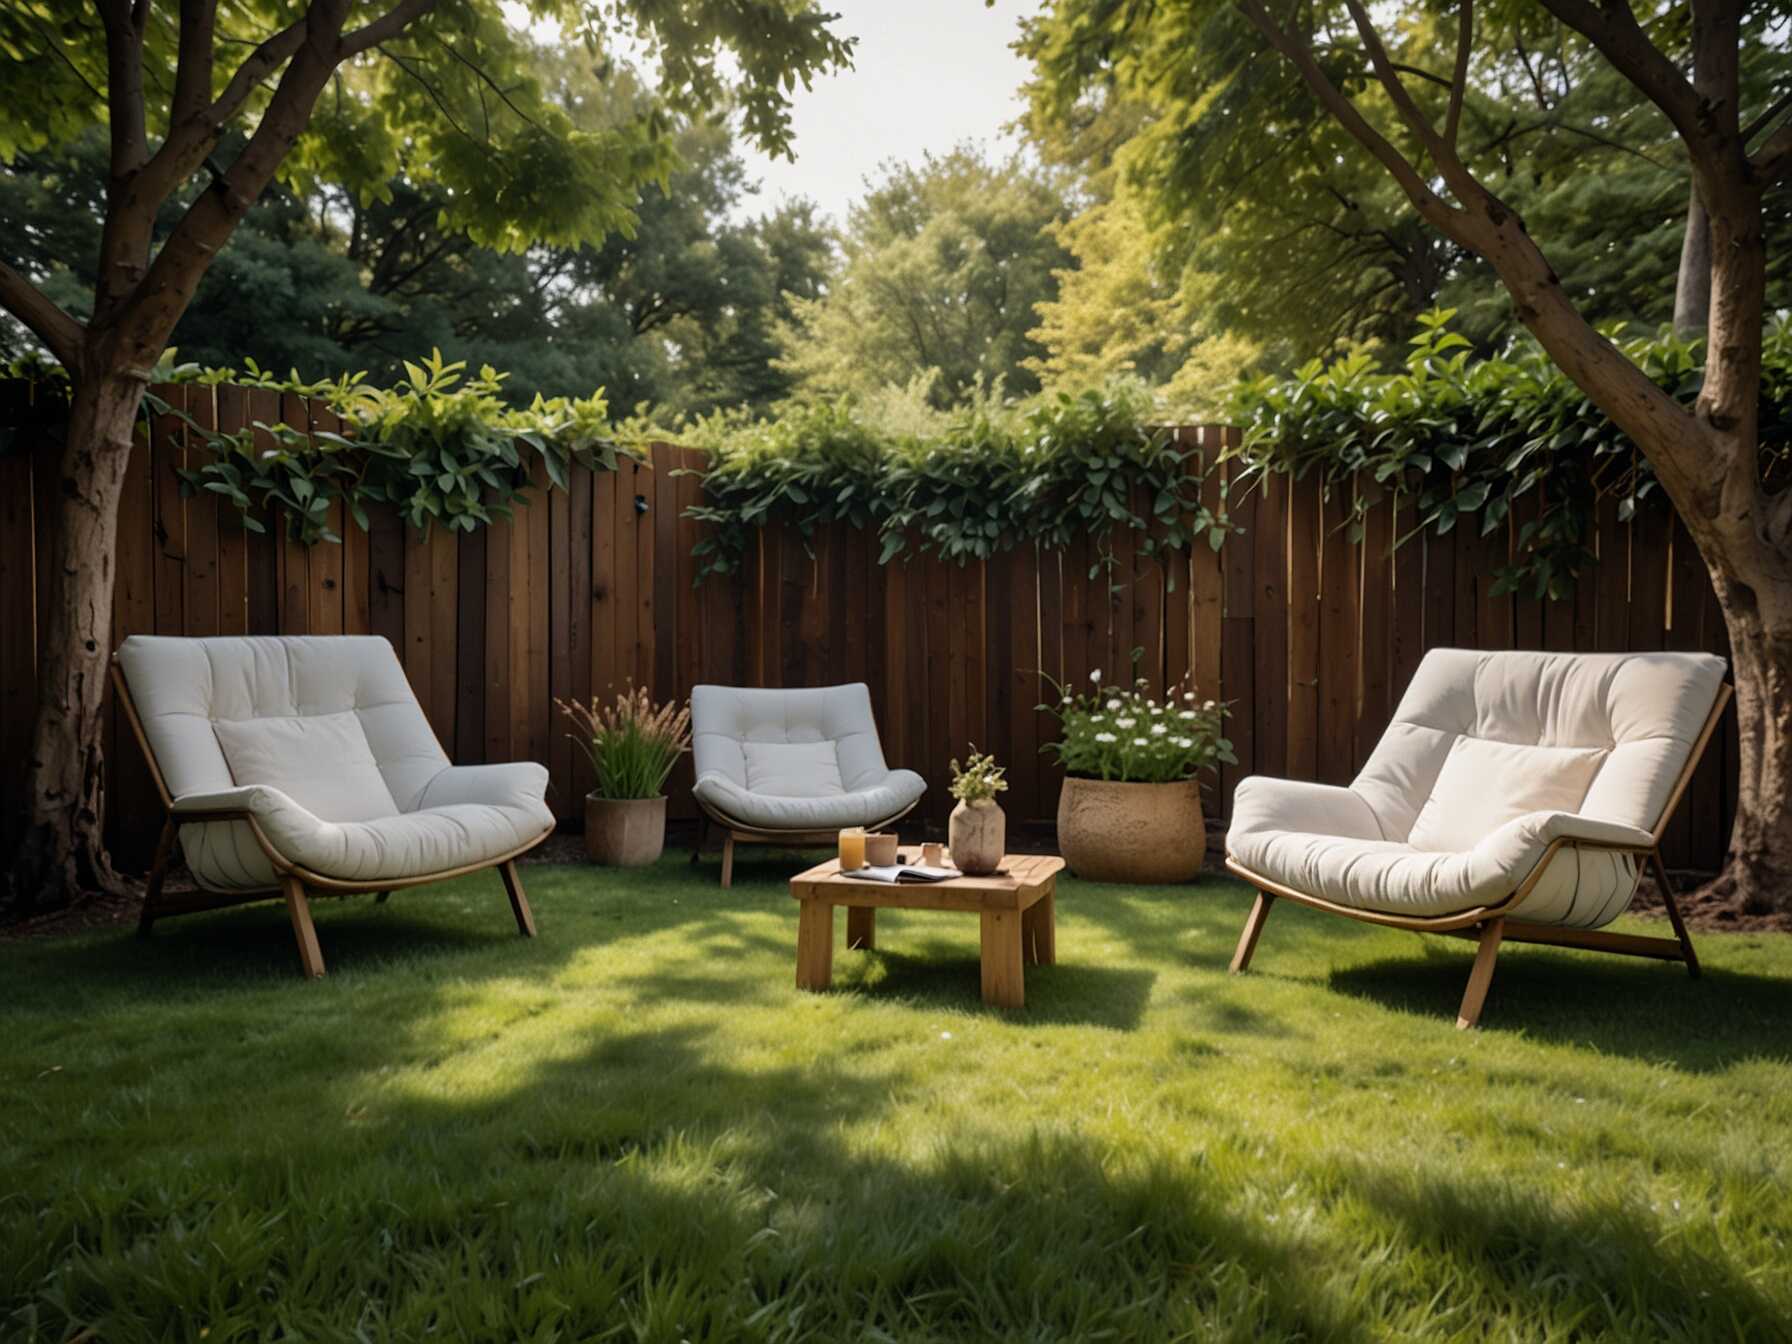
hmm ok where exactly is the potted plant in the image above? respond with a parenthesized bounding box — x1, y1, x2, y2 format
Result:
(556, 687, 692, 866)
(1041, 668, 1234, 883)
(948, 748, 1008, 876)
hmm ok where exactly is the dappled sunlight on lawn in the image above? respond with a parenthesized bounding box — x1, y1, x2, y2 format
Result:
(4, 857, 1790, 1340)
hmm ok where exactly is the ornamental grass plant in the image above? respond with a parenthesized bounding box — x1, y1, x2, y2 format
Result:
(1041, 668, 1235, 783)
(555, 687, 691, 800)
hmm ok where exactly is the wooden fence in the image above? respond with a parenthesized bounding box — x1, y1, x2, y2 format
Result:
(0, 383, 1740, 874)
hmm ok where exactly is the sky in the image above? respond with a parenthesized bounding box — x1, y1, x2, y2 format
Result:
(733, 1, 1039, 224)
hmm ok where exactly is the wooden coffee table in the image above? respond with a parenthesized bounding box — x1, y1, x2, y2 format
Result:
(788, 851, 1065, 1008)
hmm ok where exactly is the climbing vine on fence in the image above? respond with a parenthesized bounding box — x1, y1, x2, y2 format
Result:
(156, 351, 622, 544)
(1226, 309, 1792, 600)
(676, 384, 1234, 583)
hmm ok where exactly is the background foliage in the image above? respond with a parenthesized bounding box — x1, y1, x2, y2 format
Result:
(159, 351, 619, 543)
(679, 383, 1230, 581)
(1229, 311, 1792, 598)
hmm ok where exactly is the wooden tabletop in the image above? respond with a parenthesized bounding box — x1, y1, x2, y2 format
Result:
(790, 850, 1065, 912)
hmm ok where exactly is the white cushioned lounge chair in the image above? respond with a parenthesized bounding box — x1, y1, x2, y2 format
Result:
(114, 635, 554, 977)
(690, 683, 926, 887)
(1225, 649, 1730, 1028)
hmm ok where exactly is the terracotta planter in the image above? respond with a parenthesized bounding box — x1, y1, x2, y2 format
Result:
(1056, 777, 1204, 883)
(584, 794, 667, 866)
(949, 799, 1005, 876)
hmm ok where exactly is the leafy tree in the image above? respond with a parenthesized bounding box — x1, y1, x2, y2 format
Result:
(1031, 0, 1792, 914)
(776, 146, 1073, 408)
(0, 60, 832, 415)
(1025, 185, 1263, 416)
(0, 0, 851, 915)
(1021, 5, 1791, 361)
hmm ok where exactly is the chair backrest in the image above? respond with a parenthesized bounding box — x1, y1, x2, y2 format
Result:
(1352, 648, 1727, 843)
(691, 684, 893, 797)
(116, 635, 448, 816)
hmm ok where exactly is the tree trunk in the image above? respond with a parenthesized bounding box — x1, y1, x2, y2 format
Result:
(1672, 185, 1711, 337)
(3, 369, 145, 917)
(1703, 565, 1792, 913)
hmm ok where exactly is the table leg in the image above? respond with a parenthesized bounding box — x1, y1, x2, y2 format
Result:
(846, 905, 876, 950)
(1022, 887, 1055, 966)
(980, 909, 1025, 1008)
(795, 900, 835, 991)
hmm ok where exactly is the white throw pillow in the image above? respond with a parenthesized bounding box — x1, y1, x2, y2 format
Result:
(741, 740, 845, 798)
(213, 710, 399, 822)
(1406, 736, 1606, 853)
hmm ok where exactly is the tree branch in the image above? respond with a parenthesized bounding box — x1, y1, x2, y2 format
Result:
(0, 259, 84, 368)
(1444, 1, 1472, 150)
(171, 0, 218, 125)
(1236, 0, 1724, 526)
(1754, 123, 1792, 185)
(1535, 0, 1707, 150)
(1234, 0, 1463, 235)
(1742, 87, 1792, 146)
(340, 0, 437, 57)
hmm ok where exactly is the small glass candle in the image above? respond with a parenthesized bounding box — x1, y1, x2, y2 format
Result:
(838, 826, 866, 870)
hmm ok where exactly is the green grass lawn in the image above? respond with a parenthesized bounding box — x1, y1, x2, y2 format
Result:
(4, 852, 1791, 1342)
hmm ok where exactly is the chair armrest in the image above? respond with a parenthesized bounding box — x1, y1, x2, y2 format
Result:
(1227, 776, 1384, 844)
(1479, 810, 1656, 858)
(414, 762, 550, 811)
(1472, 810, 1657, 901)
(171, 784, 299, 821)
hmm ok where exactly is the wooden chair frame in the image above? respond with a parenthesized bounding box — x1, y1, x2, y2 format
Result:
(112, 660, 543, 979)
(1226, 684, 1731, 1030)
(690, 796, 922, 888)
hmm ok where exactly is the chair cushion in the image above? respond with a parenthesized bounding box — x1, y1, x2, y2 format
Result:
(213, 711, 399, 823)
(691, 684, 895, 792)
(693, 768, 926, 833)
(1406, 737, 1604, 853)
(741, 741, 845, 797)
(1229, 810, 1647, 927)
(115, 634, 450, 812)
(1352, 649, 1726, 839)
(176, 788, 552, 892)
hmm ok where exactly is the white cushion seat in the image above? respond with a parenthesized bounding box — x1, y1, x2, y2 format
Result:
(690, 683, 924, 886)
(1227, 649, 1726, 929)
(691, 683, 925, 833)
(117, 635, 554, 892)
(1223, 648, 1729, 1028)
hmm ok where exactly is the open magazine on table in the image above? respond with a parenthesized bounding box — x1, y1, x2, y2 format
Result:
(839, 861, 959, 884)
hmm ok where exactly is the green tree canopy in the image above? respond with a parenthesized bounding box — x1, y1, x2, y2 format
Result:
(775, 146, 1073, 409)
(1020, 2, 1791, 361)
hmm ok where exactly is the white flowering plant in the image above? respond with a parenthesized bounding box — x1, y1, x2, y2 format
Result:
(1038, 667, 1235, 783)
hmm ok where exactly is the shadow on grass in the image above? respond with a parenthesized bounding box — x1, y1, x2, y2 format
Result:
(1328, 1156, 1792, 1337)
(14, 1009, 1779, 1341)
(830, 946, 1157, 1027)
(1326, 942, 1792, 1068)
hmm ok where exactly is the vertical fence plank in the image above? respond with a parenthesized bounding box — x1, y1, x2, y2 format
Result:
(1356, 479, 1393, 772)
(1035, 545, 1065, 822)
(629, 459, 654, 693)
(150, 386, 187, 638)
(593, 466, 620, 700)
(1285, 470, 1320, 781)
(276, 391, 310, 634)
(1219, 439, 1257, 815)
(108, 405, 159, 862)
(483, 508, 513, 764)
(0, 450, 37, 819)
(1251, 471, 1289, 780)
(455, 524, 486, 763)
(1316, 487, 1358, 786)
(1189, 450, 1223, 702)
(182, 386, 221, 638)
(306, 400, 346, 637)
